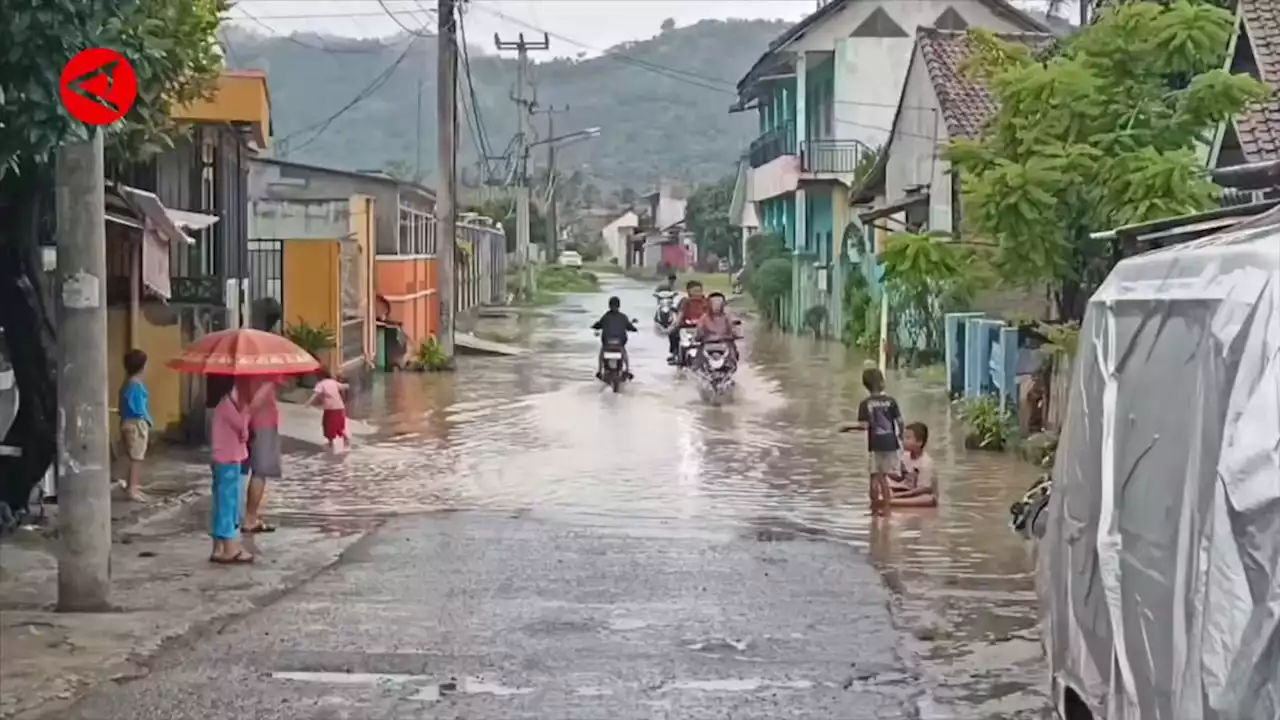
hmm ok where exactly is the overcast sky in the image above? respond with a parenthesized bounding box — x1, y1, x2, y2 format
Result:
(230, 0, 1070, 59)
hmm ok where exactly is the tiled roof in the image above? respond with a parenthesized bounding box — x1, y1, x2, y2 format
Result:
(735, 0, 1053, 96)
(1237, 0, 1280, 161)
(915, 28, 1054, 139)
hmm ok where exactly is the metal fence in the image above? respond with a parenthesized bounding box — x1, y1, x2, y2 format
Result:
(801, 139, 872, 174)
(246, 239, 283, 330)
(748, 121, 796, 168)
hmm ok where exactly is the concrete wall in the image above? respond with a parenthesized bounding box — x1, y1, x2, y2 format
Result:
(884, 44, 953, 232)
(601, 211, 638, 263)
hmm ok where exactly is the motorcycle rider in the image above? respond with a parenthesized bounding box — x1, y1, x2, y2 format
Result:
(654, 273, 678, 294)
(667, 280, 709, 362)
(694, 292, 741, 368)
(591, 296, 636, 379)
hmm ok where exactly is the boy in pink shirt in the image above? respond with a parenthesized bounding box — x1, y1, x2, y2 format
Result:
(308, 368, 350, 450)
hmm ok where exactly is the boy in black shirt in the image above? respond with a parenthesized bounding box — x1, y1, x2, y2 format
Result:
(839, 367, 903, 514)
(591, 296, 636, 379)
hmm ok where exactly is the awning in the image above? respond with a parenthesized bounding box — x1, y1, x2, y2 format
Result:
(105, 186, 219, 301)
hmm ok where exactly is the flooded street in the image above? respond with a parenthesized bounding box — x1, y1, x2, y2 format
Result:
(254, 275, 1049, 718)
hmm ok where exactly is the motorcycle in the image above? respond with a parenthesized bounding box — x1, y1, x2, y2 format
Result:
(654, 290, 677, 331)
(675, 324, 699, 369)
(695, 341, 737, 403)
(595, 323, 636, 392)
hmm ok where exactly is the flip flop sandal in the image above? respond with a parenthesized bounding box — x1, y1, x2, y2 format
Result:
(245, 522, 276, 533)
(211, 551, 255, 565)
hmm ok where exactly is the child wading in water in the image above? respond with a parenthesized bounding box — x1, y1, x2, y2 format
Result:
(309, 369, 350, 450)
(839, 367, 904, 515)
(889, 422, 937, 508)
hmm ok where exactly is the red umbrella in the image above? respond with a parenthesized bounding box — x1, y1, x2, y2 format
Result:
(168, 328, 321, 376)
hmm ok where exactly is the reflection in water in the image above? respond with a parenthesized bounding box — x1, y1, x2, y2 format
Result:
(272, 277, 1048, 717)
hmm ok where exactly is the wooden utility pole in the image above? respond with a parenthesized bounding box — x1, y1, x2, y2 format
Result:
(533, 104, 569, 260)
(436, 0, 458, 358)
(494, 32, 549, 298)
(55, 132, 112, 612)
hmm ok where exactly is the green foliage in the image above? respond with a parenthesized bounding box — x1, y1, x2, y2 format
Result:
(802, 305, 828, 338)
(684, 174, 739, 265)
(750, 258, 793, 328)
(2, 0, 228, 176)
(739, 232, 789, 324)
(411, 336, 450, 372)
(947, 2, 1268, 319)
(222, 19, 789, 189)
(957, 395, 1016, 451)
(464, 199, 546, 254)
(537, 266, 600, 293)
(283, 320, 337, 358)
(1039, 321, 1081, 359)
(841, 270, 878, 352)
(880, 233, 978, 361)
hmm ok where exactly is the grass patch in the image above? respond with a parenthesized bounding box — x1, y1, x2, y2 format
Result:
(538, 265, 600, 293)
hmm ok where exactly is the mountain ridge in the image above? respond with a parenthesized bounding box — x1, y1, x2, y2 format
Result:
(221, 17, 790, 195)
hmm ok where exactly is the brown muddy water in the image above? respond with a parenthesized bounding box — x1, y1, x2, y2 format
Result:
(272, 276, 1048, 719)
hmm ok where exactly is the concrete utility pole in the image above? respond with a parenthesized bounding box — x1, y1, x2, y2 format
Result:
(436, 0, 458, 358)
(533, 104, 569, 260)
(494, 32, 549, 299)
(55, 132, 112, 612)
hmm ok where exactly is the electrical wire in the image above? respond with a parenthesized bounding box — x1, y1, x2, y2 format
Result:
(236, 5, 402, 54)
(376, 0, 435, 37)
(278, 36, 421, 155)
(457, 5, 496, 170)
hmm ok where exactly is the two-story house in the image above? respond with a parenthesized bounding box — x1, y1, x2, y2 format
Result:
(728, 0, 1050, 336)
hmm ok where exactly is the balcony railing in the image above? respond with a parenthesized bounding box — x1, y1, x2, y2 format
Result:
(801, 139, 872, 175)
(748, 121, 796, 168)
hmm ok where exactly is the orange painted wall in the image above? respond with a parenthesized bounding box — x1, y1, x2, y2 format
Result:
(375, 256, 439, 350)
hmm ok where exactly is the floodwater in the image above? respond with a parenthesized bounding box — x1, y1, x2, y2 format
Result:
(272, 276, 1048, 719)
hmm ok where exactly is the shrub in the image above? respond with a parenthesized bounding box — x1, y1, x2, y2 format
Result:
(957, 395, 1016, 451)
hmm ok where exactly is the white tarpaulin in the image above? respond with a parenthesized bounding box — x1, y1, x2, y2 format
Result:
(109, 186, 218, 301)
(1040, 217, 1280, 719)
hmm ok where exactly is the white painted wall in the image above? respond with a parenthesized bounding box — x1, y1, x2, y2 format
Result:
(749, 155, 801, 201)
(600, 210, 638, 263)
(884, 45, 954, 233)
(787, 0, 1036, 151)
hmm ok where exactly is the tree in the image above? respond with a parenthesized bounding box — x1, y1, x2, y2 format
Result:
(947, 1, 1266, 320)
(660, 18, 676, 33)
(0, 0, 227, 512)
(880, 232, 979, 364)
(684, 174, 738, 265)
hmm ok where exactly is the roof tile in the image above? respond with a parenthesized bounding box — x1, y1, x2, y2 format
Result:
(915, 28, 1054, 140)
(1237, 0, 1280, 161)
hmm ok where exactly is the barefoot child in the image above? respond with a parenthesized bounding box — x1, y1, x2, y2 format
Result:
(889, 422, 937, 508)
(838, 367, 904, 514)
(309, 369, 350, 450)
(117, 349, 152, 503)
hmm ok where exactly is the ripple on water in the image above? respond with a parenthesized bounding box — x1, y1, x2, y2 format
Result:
(278, 282, 1050, 717)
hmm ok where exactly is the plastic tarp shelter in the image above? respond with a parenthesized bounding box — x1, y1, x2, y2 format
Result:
(1040, 214, 1279, 719)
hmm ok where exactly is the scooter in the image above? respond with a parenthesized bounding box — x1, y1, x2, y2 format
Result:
(695, 341, 737, 404)
(654, 290, 677, 331)
(594, 325, 636, 393)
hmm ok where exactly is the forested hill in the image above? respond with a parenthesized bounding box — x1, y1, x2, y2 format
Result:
(221, 18, 790, 193)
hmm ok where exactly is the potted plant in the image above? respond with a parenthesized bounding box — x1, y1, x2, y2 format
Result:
(407, 335, 450, 372)
(282, 320, 336, 388)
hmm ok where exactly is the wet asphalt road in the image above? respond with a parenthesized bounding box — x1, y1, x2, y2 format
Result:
(53, 275, 1048, 718)
(59, 514, 923, 719)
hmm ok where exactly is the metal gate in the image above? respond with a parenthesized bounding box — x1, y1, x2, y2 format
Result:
(247, 239, 283, 331)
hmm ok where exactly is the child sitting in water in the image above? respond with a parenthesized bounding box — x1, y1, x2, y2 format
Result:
(888, 422, 937, 508)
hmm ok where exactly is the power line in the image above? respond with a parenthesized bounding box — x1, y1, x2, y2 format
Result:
(278, 36, 421, 155)
(235, 5, 407, 53)
(376, 0, 435, 37)
(457, 6, 495, 167)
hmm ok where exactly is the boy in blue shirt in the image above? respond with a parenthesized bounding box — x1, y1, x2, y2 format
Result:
(118, 349, 153, 503)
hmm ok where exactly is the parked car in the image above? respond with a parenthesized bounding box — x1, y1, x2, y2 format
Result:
(1039, 217, 1280, 720)
(557, 250, 583, 268)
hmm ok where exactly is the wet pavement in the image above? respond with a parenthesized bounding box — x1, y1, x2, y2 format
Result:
(52, 276, 1047, 718)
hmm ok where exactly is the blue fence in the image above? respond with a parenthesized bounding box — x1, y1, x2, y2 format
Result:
(944, 312, 1029, 413)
